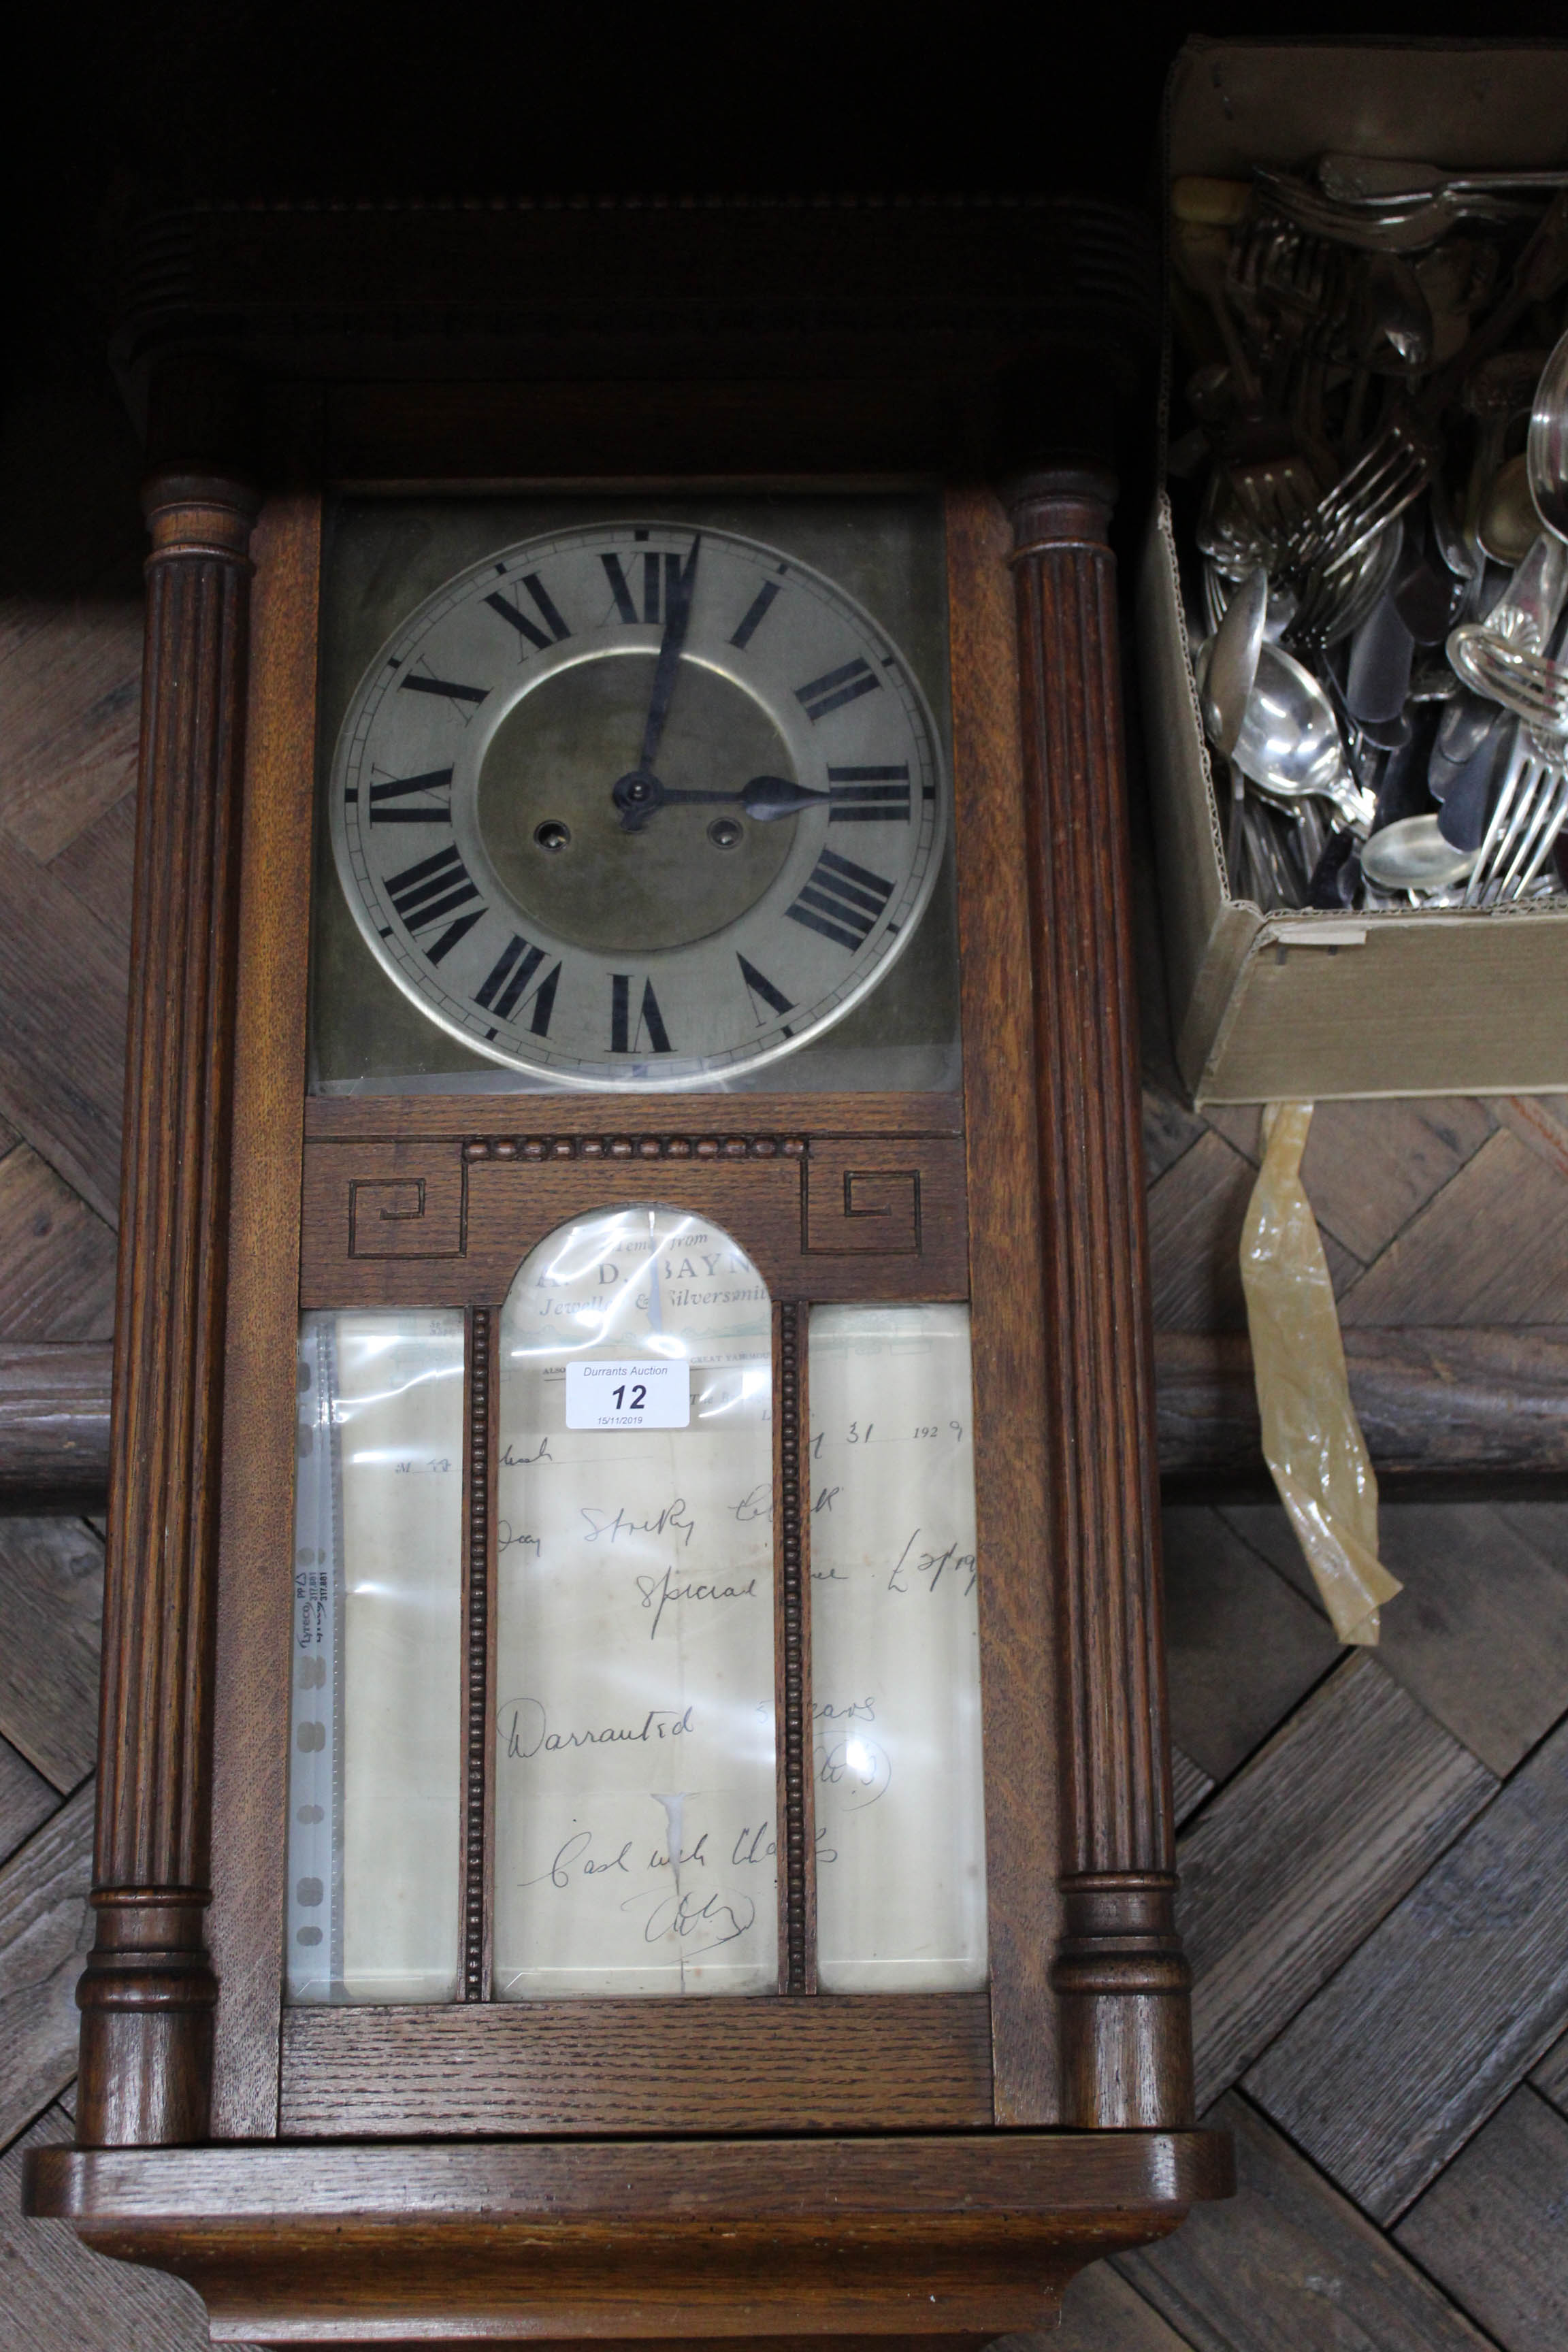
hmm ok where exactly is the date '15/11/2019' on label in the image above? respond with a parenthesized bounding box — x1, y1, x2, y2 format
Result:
(564, 1360, 691, 1431)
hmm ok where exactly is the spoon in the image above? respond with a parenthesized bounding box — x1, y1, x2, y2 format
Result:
(1359, 813, 1477, 890)
(1231, 640, 1376, 832)
(1200, 565, 1269, 755)
(1528, 321, 1568, 550)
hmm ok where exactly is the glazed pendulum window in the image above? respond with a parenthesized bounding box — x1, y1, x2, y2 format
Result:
(287, 1311, 466, 2002)
(808, 1304, 987, 1991)
(491, 1207, 777, 1996)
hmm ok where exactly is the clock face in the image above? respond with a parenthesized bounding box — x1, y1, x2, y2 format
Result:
(329, 521, 947, 1089)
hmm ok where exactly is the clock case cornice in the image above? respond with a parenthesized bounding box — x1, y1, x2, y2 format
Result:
(21, 199, 1232, 2347)
(112, 194, 1158, 481)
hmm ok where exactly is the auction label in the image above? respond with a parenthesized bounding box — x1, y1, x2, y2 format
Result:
(565, 1359, 691, 1431)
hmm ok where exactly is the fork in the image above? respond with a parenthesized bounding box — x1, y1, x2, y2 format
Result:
(1254, 165, 1532, 254)
(1447, 626, 1568, 736)
(1463, 723, 1568, 903)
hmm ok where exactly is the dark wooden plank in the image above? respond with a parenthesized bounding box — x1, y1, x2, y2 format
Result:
(1147, 1130, 1259, 1333)
(1224, 1499, 1568, 1776)
(0, 1147, 116, 1342)
(1341, 1130, 1568, 1328)
(1118, 2092, 1494, 2352)
(1395, 2086, 1568, 2352)
(1169, 1745, 1213, 1829)
(0, 837, 126, 1225)
(0, 1734, 56, 1868)
(1298, 1098, 1496, 1268)
(1179, 1654, 1494, 2110)
(1141, 1081, 1207, 1185)
(1161, 1506, 1338, 1783)
(1200, 1098, 1501, 1268)
(0, 1517, 101, 1791)
(48, 787, 137, 948)
(1245, 1711, 1568, 2221)
(0, 1343, 112, 1513)
(1532, 2023, 1568, 2115)
(0, 1782, 94, 2151)
(1495, 1092, 1568, 1185)
(1147, 1130, 1362, 1333)
(0, 598, 142, 861)
(280, 1995, 994, 2137)
(1, 2104, 237, 2349)
(1161, 1326, 1568, 1489)
(1057, 2261, 1193, 2351)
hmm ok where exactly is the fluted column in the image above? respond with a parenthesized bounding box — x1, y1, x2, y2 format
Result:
(76, 471, 261, 2146)
(1009, 468, 1193, 2128)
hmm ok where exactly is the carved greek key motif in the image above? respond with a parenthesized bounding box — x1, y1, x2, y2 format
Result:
(339, 1147, 468, 1258)
(804, 1141, 921, 1255)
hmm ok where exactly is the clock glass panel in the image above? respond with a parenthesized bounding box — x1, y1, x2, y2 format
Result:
(311, 493, 959, 1096)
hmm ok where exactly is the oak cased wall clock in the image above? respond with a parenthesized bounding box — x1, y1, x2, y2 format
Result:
(24, 200, 1230, 2344)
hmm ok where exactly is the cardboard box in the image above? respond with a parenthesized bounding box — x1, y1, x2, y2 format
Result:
(1141, 37, 1568, 1103)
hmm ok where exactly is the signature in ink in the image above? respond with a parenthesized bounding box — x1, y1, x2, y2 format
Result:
(622, 1884, 755, 1955)
(887, 1529, 979, 1598)
(818, 1733, 892, 1810)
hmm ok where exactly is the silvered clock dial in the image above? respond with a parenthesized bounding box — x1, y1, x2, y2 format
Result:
(329, 521, 946, 1088)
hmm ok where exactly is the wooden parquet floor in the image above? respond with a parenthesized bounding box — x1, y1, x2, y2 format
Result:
(4, 332, 1568, 2351)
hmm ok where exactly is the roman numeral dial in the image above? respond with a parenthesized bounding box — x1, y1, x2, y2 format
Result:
(331, 517, 945, 1088)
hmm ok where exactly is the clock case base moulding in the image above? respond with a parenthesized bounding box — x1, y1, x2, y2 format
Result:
(22, 198, 1232, 2342)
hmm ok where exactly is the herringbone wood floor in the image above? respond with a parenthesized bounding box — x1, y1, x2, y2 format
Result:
(3, 329, 1568, 2351)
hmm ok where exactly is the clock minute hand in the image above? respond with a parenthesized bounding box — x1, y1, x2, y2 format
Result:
(636, 533, 702, 779)
(649, 777, 829, 819)
(615, 773, 832, 832)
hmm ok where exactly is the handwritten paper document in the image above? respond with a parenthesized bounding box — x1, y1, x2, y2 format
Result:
(493, 1207, 777, 1997)
(287, 1311, 464, 2003)
(808, 1305, 987, 1991)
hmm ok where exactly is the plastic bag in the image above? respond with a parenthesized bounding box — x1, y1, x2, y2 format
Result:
(1239, 1102, 1402, 1646)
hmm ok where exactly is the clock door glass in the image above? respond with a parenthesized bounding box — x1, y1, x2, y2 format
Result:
(492, 1207, 777, 1996)
(287, 1311, 465, 2003)
(808, 1306, 987, 1992)
(312, 495, 958, 1097)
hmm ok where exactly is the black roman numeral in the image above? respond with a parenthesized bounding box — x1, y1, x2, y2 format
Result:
(737, 953, 794, 1029)
(601, 549, 684, 627)
(828, 764, 911, 822)
(386, 845, 486, 964)
(730, 578, 782, 650)
(361, 767, 455, 824)
(485, 572, 572, 653)
(785, 848, 894, 952)
(399, 670, 489, 709)
(474, 934, 561, 1034)
(610, 974, 673, 1055)
(796, 658, 881, 723)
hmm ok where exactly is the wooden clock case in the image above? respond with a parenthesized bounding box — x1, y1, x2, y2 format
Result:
(22, 199, 1231, 2345)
